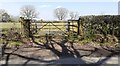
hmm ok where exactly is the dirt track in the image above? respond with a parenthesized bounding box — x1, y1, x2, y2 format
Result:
(0, 44, 119, 65)
(0, 35, 120, 65)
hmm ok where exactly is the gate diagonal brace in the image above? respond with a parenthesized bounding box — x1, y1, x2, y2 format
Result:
(39, 22, 49, 30)
(50, 22, 68, 35)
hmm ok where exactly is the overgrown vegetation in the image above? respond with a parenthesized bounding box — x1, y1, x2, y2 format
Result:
(0, 15, 120, 48)
(79, 15, 120, 44)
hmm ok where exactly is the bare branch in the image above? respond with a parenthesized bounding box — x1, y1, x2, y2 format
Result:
(0, 9, 6, 15)
(20, 5, 39, 19)
(69, 11, 79, 20)
(54, 7, 68, 20)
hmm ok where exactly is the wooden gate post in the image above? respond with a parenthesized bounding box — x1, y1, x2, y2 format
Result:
(67, 21, 70, 32)
(77, 18, 81, 35)
(20, 17, 31, 37)
(23, 19, 31, 37)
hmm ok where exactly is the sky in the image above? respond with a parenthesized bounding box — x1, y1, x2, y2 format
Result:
(0, 0, 119, 20)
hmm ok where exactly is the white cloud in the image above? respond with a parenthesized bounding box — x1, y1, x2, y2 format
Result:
(56, 6, 62, 8)
(39, 5, 51, 8)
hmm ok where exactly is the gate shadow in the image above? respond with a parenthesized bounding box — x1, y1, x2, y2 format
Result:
(1, 34, 120, 66)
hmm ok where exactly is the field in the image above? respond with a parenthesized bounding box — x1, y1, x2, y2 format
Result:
(0, 22, 78, 32)
(0, 23, 21, 29)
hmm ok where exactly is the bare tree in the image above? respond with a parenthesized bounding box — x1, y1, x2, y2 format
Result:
(0, 9, 6, 21)
(69, 11, 79, 20)
(2, 12, 10, 22)
(54, 7, 68, 20)
(0, 9, 6, 15)
(20, 5, 39, 19)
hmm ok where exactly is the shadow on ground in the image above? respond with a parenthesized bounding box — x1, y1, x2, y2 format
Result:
(1, 34, 120, 66)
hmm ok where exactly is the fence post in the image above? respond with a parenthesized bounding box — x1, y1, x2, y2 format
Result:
(24, 19, 31, 37)
(20, 17, 32, 38)
(67, 21, 70, 32)
(77, 18, 80, 35)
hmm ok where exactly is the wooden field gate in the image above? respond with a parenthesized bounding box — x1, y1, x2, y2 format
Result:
(34, 21, 68, 35)
(20, 17, 81, 36)
(32, 19, 80, 35)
